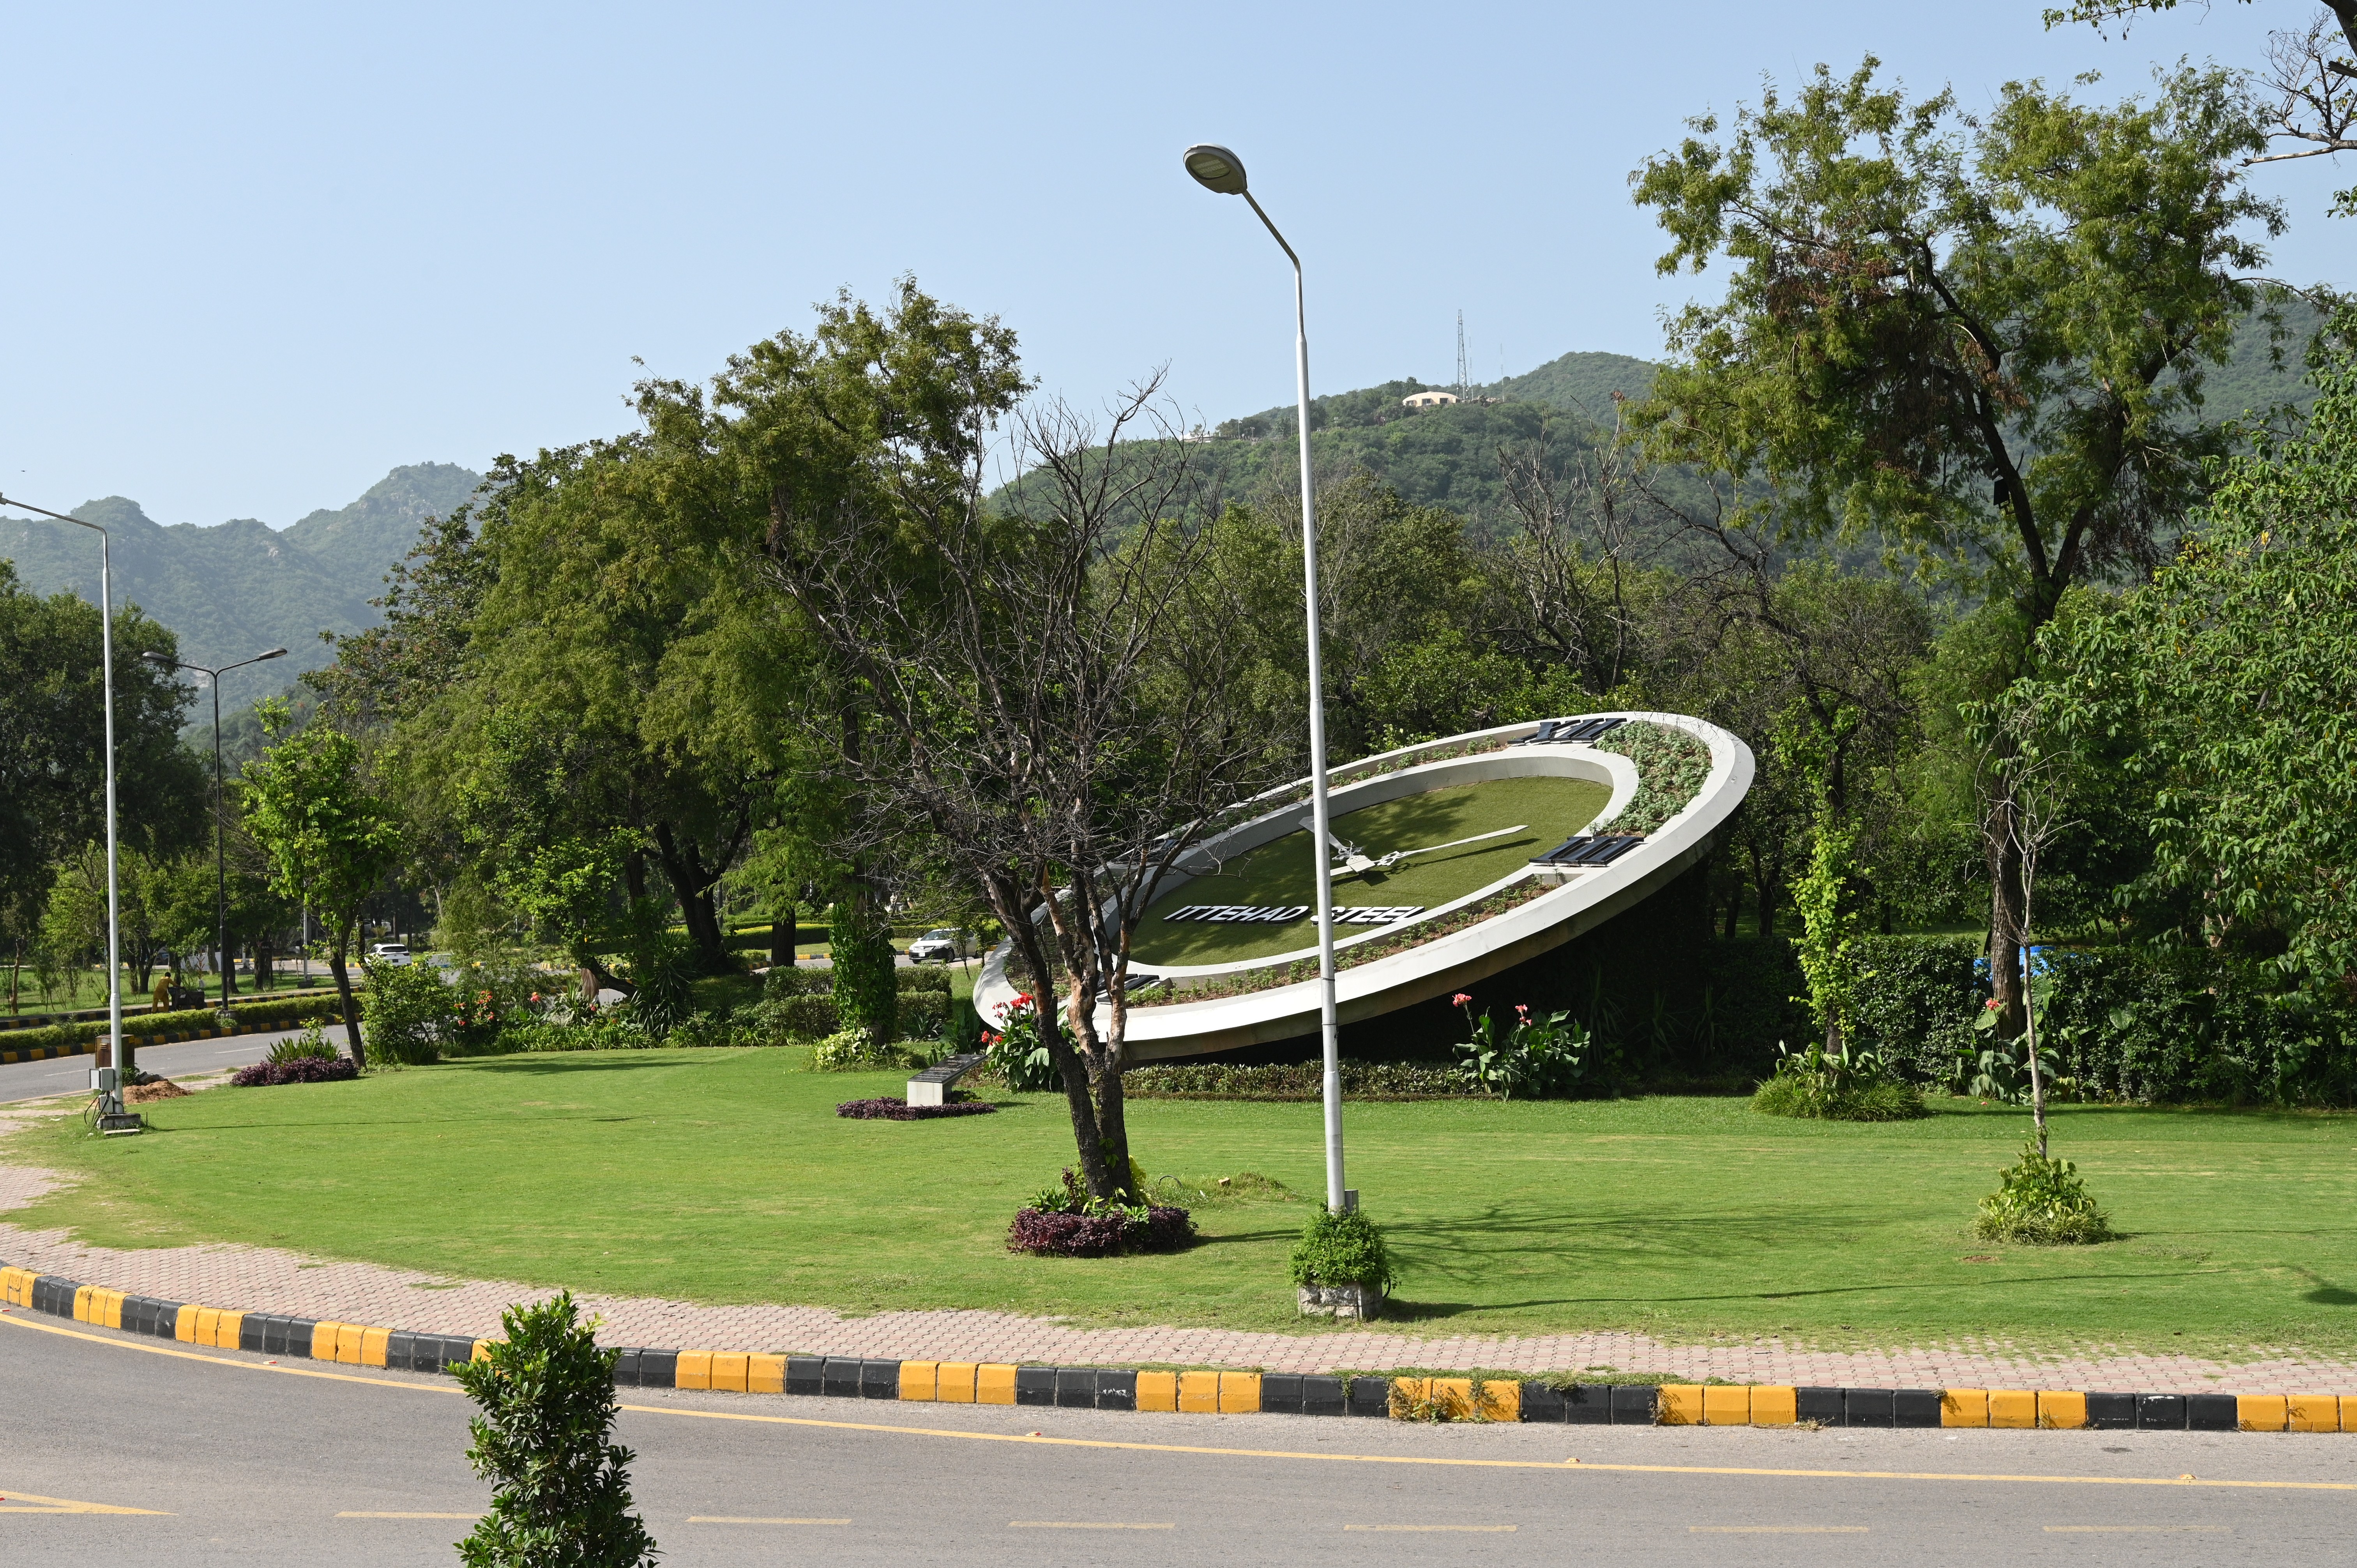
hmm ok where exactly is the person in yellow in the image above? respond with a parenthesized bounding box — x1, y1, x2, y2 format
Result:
(151, 971, 171, 1013)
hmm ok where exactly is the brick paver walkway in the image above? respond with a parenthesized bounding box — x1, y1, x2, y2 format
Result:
(4, 1107, 2350, 1394)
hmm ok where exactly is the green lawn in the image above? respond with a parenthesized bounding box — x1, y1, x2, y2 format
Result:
(8, 1049, 2355, 1362)
(1133, 775, 1610, 966)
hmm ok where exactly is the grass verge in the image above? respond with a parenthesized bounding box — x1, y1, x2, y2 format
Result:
(4, 1048, 2354, 1359)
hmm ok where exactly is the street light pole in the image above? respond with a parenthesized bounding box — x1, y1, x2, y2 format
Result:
(0, 493, 134, 1126)
(1181, 144, 1353, 1215)
(143, 648, 288, 1010)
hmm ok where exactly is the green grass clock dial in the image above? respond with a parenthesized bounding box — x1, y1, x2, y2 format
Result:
(1131, 774, 1610, 967)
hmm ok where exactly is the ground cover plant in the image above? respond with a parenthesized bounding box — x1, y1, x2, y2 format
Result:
(834, 1097, 995, 1121)
(9, 1048, 2357, 1358)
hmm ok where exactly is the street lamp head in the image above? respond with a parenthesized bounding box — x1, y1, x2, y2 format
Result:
(1183, 143, 1248, 196)
(258, 646, 289, 660)
(139, 650, 173, 666)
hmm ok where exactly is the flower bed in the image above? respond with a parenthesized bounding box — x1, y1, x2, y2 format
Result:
(1133, 880, 1554, 1006)
(1594, 720, 1710, 834)
(1007, 1204, 1194, 1258)
(833, 1097, 997, 1121)
(230, 1056, 360, 1087)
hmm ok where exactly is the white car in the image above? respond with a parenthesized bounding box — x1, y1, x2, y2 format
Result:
(368, 942, 413, 967)
(905, 929, 968, 964)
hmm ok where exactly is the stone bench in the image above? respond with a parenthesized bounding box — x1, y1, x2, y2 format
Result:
(906, 1052, 984, 1107)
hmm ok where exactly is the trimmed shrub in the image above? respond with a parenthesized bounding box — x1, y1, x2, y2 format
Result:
(896, 991, 947, 1039)
(1124, 1061, 1474, 1100)
(762, 965, 830, 1000)
(454, 1291, 657, 1568)
(1974, 1139, 2114, 1245)
(897, 966, 952, 994)
(230, 1054, 360, 1086)
(829, 901, 898, 1043)
(1288, 1208, 1397, 1293)
(1848, 935, 1983, 1083)
(834, 1097, 997, 1121)
(758, 994, 840, 1041)
(362, 959, 455, 1066)
(804, 1028, 924, 1071)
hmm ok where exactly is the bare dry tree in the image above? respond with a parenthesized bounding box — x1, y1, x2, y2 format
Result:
(761, 375, 1287, 1201)
(2250, 7, 2357, 187)
(1975, 693, 2083, 1159)
(1483, 406, 1669, 696)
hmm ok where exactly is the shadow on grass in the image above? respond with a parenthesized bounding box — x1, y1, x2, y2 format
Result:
(1383, 1266, 2235, 1321)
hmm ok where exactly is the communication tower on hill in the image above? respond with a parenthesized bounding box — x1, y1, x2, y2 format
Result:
(1455, 310, 1471, 401)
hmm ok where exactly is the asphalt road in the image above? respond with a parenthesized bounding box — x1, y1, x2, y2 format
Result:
(0, 1028, 315, 1106)
(2, 1309, 2350, 1566)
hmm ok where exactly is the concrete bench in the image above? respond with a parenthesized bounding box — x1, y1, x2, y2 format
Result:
(906, 1052, 984, 1107)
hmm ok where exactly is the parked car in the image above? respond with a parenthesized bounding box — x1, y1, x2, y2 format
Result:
(906, 929, 968, 964)
(368, 942, 413, 967)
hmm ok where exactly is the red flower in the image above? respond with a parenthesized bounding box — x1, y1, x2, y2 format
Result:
(1515, 1004, 1529, 1018)
(1451, 992, 1472, 1006)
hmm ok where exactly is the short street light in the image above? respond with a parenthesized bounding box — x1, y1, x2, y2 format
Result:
(0, 491, 138, 1130)
(143, 646, 288, 1011)
(1182, 143, 1353, 1216)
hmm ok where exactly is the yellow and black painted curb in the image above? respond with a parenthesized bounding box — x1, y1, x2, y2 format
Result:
(5, 1260, 2351, 1431)
(0, 1016, 342, 1066)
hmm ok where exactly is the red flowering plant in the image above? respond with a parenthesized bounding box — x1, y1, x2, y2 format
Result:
(1450, 992, 1590, 1100)
(980, 994, 1060, 1091)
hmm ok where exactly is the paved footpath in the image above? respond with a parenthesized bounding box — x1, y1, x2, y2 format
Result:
(2, 1088, 2351, 1396)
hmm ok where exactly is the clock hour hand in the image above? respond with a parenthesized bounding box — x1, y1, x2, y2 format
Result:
(1301, 818, 1374, 876)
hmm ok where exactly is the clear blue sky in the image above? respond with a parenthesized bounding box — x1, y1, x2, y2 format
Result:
(4, 0, 2345, 528)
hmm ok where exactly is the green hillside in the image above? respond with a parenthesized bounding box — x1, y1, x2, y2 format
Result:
(0, 462, 480, 718)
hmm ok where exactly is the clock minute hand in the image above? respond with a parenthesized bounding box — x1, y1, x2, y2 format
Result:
(1371, 824, 1529, 870)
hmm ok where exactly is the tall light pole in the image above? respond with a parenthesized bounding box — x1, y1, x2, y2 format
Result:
(0, 493, 138, 1130)
(142, 646, 288, 1009)
(1181, 144, 1353, 1215)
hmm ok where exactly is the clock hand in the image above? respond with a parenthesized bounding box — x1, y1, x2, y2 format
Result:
(1300, 817, 1374, 876)
(1370, 824, 1529, 869)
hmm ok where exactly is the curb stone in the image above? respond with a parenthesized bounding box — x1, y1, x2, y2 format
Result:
(6, 1261, 2351, 1431)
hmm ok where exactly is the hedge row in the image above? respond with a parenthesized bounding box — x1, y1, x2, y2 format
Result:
(762, 966, 953, 999)
(1835, 935, 2357, 1107)
(3, 995, 348, 1056)
(760, 990, 950, 1043)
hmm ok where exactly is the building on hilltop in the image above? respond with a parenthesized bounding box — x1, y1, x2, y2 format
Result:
(1400, 389, 1460, 410)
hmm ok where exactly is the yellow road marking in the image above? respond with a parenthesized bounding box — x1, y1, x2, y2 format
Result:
(0, 1488, 168, 1515)
(1692, 1525, 1869, 1533)
(612, 1402, 2357, 1494)
(0, 1312, 459, 1395)
(2044, 1525, 2230, 1533)
(13, 1310, 2355, 1499)
(687, 1517, 850, 1524)
(1346, 1524, 1517, 1532)
(1010, 1520, 1174, 1529)
(336, 1511, 480, 1519)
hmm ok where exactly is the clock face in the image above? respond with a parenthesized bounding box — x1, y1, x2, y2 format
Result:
(1129, 773, 1611, 968)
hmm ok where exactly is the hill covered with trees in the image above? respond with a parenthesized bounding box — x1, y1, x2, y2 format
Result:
(0, 462, 480, 716)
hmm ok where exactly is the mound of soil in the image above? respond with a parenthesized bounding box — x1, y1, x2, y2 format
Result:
(125, 1078, 190, 1104)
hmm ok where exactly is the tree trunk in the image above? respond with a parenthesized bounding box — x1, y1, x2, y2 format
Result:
(256, 936, 274, 994)
(770, 901, 794, 968)
(328, 919, 364, 1065)
(1985, 786, 2028, 1043)
(651, 824, 731, 973)
(992, 880, 1113, 1201)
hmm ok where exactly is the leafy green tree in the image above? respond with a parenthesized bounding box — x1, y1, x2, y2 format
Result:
(1630, 58, 2284, 1036)
(0, 562, 204, 921)
(2044, 307, 2357, 1002)
(2046, 1, 2357, 217)
(453, 1291, 657, 1568)
(240, 715, 405, 1061)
